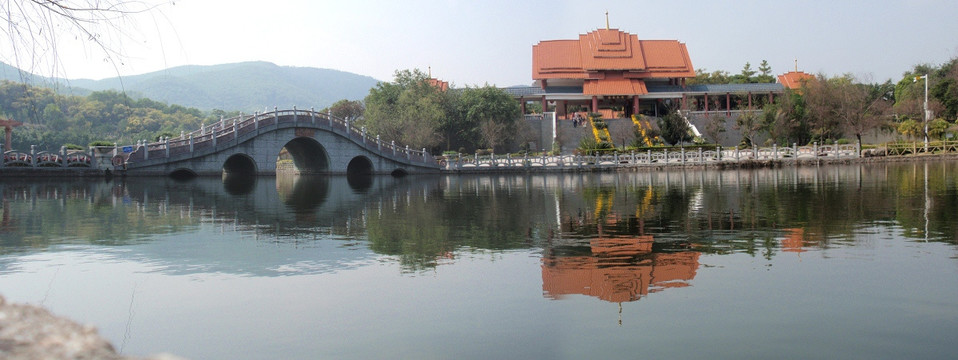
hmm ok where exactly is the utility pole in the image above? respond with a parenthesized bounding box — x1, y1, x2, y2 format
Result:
(915, 74, 929, 150)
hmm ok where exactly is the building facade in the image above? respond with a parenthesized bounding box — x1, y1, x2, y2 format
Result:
(506, 27, 788, 120)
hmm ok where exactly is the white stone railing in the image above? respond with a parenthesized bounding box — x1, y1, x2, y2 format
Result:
(1, 146, 95, 168)
(120, 108, 435, 167)
(442, 142, 860, 171)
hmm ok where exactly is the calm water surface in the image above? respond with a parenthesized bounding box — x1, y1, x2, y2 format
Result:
(1, 161, 957, 359)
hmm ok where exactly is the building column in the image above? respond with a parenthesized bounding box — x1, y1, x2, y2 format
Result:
(704, 93, 709, 116)
(769, 91, 775, 104)
(541, 96, 547, 113)
(592, 96, 598, 113)
(632, 96, 639, 116)
(561, 100, 568, 119)
(520, 98, 526, 114)
(748, 92, 753, 109)
(681, 94, 687, 111)
(3, 126, 11, 152)
(726, 92, 731, 116)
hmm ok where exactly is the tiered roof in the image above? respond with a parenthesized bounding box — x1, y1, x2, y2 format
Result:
(532, 28, 695, 95)
(777, 71, 814, 90)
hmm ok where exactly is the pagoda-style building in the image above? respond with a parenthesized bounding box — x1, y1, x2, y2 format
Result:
(508, 26, 786, 121)
(531, 27, 695, 119)
(777, 70, 814, 91)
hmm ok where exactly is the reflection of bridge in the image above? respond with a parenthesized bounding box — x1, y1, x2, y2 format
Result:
(119, 108, 440, 176)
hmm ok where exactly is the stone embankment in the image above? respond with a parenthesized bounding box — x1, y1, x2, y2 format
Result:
(0, 295, 184, 360)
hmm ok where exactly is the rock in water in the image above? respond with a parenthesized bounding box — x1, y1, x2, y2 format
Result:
(0, 295, 184, 360)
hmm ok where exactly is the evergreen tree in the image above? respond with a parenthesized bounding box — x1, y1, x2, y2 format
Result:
(756, 60, 775, 83)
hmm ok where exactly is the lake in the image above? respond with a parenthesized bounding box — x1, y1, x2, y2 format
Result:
(1, 160, 957, 359)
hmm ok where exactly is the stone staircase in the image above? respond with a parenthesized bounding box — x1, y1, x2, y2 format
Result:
(554, 117, 659, 154)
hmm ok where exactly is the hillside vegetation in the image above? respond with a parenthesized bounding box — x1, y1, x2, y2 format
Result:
(0, 80, 221, 151)
(0, 61, 380, 112)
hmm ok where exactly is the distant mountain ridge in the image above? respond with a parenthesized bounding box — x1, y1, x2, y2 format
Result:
(0, 61, 381, 112)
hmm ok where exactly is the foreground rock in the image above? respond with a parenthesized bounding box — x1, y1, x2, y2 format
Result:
(0, 295, 184, 360)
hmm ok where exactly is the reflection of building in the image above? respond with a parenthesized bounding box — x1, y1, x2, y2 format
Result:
(781, 228, 807, 253)
(542, 236, 699, 303)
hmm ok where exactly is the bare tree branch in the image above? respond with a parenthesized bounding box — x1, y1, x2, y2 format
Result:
(1, 0, 168, 82)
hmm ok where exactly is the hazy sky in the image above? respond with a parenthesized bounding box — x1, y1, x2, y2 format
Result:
(9, 0, 958, 86)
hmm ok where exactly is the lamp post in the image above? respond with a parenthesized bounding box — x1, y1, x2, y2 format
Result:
(915, 74, 929, 150)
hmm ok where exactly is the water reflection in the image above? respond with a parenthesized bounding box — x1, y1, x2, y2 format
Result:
(3, 162, 958, 360)
(346, 173, 374, 192)
(1, 161, 957, 276)
(222, 173, 257, 195)
(542, 236, 700, 303)
(276, 175, 330, 214)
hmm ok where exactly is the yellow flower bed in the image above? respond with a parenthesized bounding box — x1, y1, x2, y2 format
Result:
(631, 115, 661, 147)
(590, 116, 611, 143)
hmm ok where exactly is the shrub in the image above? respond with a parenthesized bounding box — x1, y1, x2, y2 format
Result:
(577, 137, 615, 155)
(89, 140, 116, 147)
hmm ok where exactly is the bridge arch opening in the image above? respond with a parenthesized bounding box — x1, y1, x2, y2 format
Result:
(169, 168, 198, 181)
(346, 156, 373, 176)
(277, 137, 329, 175)
(390, 168, 408, 177)
(223, 154, 258, 177)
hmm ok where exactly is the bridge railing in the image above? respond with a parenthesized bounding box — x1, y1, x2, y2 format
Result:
(883, 140, 958, 156)
(121, 107, 436, 168)
(1, 146, 96, 168)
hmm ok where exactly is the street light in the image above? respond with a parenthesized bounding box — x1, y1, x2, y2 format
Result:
(915, 74, 929, 150)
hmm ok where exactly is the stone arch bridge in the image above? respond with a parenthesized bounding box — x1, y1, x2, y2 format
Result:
(119, 108, 440, 176)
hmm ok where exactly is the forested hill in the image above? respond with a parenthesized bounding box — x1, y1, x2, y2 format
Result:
(0, 61, 381, 112)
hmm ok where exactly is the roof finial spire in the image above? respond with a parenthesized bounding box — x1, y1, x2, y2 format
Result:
(428, 66, 432, 78)
(605, 10, 610, 30)
(794, 58, 798, 72)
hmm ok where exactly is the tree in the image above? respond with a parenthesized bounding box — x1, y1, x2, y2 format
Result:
(734, 108, 762, 147)
(362, 69, 449, 150)
(456, 85, 521, 152)
(838, 80, 893, 151)
(1, 80, 206, 150)
(326, 99, 365, 121)
(734, 62, 757, 84)
(756, 60, 775, 83)
(928, 118, 950, 140)
(930, 58, 958, 121)
(803, 74, 843, 142)
(1, 1, 166, 78)
(658, 111, 692, 145)
(704, 114, 727, 144)
(687, 69, 731, 85)
(897, 119, 923, 139)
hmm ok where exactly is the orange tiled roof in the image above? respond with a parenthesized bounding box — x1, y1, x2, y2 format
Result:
(583, 75, 648, 95)
(777, 71, 813, 90)
(532, 28, 695, 81)
(427, 78, 449, 92)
